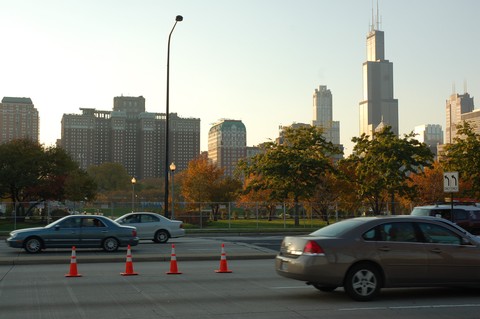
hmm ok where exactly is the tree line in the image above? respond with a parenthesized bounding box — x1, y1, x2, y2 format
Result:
(1, 122, 479, 221)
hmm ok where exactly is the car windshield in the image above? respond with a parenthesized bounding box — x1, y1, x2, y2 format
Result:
(310, 219, 365, 237)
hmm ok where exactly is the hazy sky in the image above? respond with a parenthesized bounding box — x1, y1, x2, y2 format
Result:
(1, 0, 479, 154)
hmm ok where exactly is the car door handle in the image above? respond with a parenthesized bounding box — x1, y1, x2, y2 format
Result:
(378, 246, 391, 252)
(430, 248, 442, 254)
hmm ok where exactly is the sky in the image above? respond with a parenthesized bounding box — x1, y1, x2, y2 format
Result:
(1, 0, 479, 155)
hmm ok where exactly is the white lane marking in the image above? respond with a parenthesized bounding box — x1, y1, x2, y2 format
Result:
(339, 304, 480, 311)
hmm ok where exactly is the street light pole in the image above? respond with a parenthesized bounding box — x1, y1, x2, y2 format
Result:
(131, 177, 136, 212)
(170, 162, 176, 220)
(164, 15, 183, 218)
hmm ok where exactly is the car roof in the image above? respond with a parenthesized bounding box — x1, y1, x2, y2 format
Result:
(414, 204, 480, 210)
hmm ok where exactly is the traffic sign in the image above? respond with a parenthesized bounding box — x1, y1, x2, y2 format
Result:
(443, 172, 459, 193)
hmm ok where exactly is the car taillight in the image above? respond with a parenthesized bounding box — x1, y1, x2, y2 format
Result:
(132, 229, 137, 237)
(180, 223, 183, 229)
(303, 241, 325, 255)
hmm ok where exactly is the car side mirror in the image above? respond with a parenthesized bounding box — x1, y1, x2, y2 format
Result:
(461, 237, 472, 245)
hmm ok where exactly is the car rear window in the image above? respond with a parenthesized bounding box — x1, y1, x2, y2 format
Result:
(310, 219, 365, 237)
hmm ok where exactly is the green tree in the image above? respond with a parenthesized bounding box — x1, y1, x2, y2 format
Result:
(441, 121, 480, 199)
(348, 127, 434, 214)
(238, 126, 342, 226)
(87, 162, 131, 192)
(0, 139, 96, 216)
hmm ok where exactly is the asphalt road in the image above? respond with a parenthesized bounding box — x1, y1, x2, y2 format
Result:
(0, 235, 282, 265)
(1, 259, 480, 319)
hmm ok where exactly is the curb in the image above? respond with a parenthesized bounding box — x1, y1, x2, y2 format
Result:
(0, 252, 277, 266)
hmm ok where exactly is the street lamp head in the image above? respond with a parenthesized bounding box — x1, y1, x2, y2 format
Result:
(131, 177, 136, 184)
(170, 162, 176, 171)
(176, 15, 183, 22)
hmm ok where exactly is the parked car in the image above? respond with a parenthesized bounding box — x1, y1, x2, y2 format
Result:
(115, 212, 185, 243)
(275, 215, 480, 301)
(410, 203, 480, 235)
(6, 215, 139, 253)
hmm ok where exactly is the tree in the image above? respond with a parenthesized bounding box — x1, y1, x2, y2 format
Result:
(87, 162, 131, 192)
(238, 126, 342, 226)
(403, 161, 444, 206)
(348, 126, 434, 214)
(0, 139, 96, 216)
(441, 121, 480, 199)
(181, 154, 242, 221)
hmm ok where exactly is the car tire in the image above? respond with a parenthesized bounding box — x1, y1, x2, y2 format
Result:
(344, 263, 381, 301)
(312, 284, 337, 292)
(24, 237, 42, 254)
(153, 230, 169, 243)
(102, 237, 119, 252)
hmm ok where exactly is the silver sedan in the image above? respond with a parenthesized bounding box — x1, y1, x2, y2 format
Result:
(276, 215, 480, 301)
(115, 212, 185, 243)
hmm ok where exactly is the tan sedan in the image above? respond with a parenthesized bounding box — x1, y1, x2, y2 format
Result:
(275, 215, 480, 301)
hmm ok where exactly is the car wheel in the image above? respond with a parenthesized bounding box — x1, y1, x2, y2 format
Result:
(102, 237, 119, 252)
(24, 237, 42, 254)
(153, 230, 169, 243)
(312, 284, 337, 292)
(344, 263, 381, 301)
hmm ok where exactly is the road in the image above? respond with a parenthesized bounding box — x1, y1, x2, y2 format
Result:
(0, 235, 283, 265)
(1, 259, 480, 319)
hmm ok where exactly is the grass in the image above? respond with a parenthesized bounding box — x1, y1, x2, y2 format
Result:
(0, 216, 328, 235)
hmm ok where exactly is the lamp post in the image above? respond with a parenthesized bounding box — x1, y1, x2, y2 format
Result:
(164, 14, 183, 218)
(131, 177, 136, 212)
(169, 162, 176, 219)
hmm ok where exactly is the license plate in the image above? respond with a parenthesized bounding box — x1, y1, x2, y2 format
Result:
(280, 261, 288, 271)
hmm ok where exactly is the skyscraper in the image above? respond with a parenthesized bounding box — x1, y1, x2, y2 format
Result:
(61, 96, 200, 179)
(312, 85, 340, 144)
(445, 92, 474, 143)
(208, 119, 246, 177)
(414, 124, 443, 157)
(359, 8, 398, 137)
(0, 97, 39, 143)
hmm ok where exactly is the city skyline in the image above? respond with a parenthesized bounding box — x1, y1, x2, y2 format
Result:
(1, 0, 479, 155)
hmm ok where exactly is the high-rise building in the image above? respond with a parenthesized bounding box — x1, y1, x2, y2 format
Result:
(208, 119, 246, 177)
(445, 92, 474, 143)
(61, 96, 200, 179)
(0, 97, 39, 143)
(414, 124, 443, 157)
(312, 85, 340, 144)
(359, 10, 398, 137)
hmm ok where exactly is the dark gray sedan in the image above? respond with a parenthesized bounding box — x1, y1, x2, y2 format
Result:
(6, 215, 139, 253)
(276, 215, 480, 301)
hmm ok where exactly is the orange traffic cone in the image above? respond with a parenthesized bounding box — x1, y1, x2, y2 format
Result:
(65, 246, 82, 277)
(166, 244, 182, 275)
(215, 243, 232, 273)
(121, 245, 138, 276)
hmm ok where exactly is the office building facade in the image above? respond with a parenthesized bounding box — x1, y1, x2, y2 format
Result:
(359, 13, 399, 137)
(414, 124, 443, 157)
(445, 92, 475, 143)
(61, 96, 200, 179)
(0, 97, 39, 143)
(208, 119, 246, 177)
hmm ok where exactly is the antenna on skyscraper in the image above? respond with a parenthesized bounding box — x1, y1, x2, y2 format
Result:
(464, 79, 468, 93)
(452, 82, 456, 95)
(376, 0, 380, 30)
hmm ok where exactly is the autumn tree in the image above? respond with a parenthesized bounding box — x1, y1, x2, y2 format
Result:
(181, 154, 242, 221)
(403, 161, 444, 207)
(238, 126, 342, 226)
(347, 126, 434, 214)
